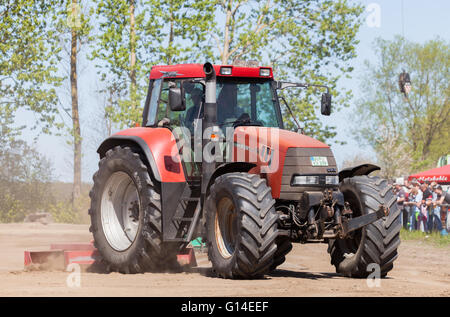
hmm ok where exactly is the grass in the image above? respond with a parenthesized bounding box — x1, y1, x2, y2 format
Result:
(400, 228, 450, 248)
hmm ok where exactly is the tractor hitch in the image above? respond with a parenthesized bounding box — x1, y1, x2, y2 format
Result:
(339, 205, 389, 238)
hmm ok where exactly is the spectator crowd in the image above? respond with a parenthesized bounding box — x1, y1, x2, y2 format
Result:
(394, 179, 450, 236)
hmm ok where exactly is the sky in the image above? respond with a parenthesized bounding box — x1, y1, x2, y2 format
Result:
(15, 0, 450, 183)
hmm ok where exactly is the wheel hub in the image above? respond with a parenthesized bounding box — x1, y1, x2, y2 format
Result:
(100, 172, 140, 251)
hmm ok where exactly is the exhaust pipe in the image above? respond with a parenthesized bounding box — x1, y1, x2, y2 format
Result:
(203, 62, 217, 123)
(203, 62, 215, 80)
(201, 63, 217, 195)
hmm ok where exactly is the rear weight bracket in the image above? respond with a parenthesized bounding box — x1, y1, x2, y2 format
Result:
(340, 205, 389, 237)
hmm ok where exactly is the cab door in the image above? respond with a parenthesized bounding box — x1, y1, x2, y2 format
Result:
(154, 78, 204, 181)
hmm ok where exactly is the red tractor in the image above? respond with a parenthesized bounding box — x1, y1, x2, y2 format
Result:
(89, 62, 401, 279)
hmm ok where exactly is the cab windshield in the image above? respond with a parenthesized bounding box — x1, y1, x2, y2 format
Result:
(216, 78, 282, 128)
(145, 77, 282, 130)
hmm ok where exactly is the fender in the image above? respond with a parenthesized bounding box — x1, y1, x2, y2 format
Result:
(338, 163, 380, 182)
(207, 162, 256, 193)
(97, 127, 186, 183)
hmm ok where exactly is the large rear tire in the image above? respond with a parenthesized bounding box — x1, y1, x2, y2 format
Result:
(89, 146, 180, 273)
(205, 173, 279, 279)
(270, 236, 292, 271)
(328, 175, 401, 278)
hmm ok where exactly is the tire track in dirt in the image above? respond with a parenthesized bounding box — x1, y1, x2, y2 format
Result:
(0, 223, 449, 296)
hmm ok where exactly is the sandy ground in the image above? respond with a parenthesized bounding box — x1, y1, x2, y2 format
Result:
(0, 223, 449, 297)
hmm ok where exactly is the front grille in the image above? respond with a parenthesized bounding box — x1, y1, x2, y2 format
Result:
(279, 147, 337, 200)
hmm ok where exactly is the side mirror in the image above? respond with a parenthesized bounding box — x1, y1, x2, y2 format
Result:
(321, 93, 331, 116)
(169, 86, 186, 111)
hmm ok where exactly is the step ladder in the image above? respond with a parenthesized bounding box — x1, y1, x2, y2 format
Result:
(167, 197, 202, 243)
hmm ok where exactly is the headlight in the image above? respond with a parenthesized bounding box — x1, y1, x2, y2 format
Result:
(326, 176, 339, 185)
(292, 175, 319, 185)
(259, 68, 271, 77)
(220, 67, 232, 75)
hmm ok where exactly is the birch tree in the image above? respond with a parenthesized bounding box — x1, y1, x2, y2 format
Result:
(353, 37, 450, 173)
(91, 0, 216, 127)
(0, 0, 63, 135)
(211, 0, 363, 143)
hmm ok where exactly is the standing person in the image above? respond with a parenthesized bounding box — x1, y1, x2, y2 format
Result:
(412, 181, 423, 231)
(434, 186, 450, 236)
(419, 183, 432, 233)
(428, 186, 444, 235)
(407, 186, 419, 230)
(403, 179, 412, 230)
(395, 183, 407, 229)
(403, 179, 411, 191)
(421, 182, 432, 233)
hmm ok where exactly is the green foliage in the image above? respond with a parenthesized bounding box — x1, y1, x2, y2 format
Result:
(91, 0, 363, 144)
(400, 229, 450, 248)
(0, 0, 64, 135)
(0, 193, 26, 223)
(90, 0, 216, 127)
(151, 0, 217, 64)
(0, 139, 55, 222)
(47, 200, 83, 223)
(0, 137, 86, 223)
(213, 0, 364, 144)
(353, 37, 450, 176)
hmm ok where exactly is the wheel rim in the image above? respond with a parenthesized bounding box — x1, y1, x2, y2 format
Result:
(101, 171, 140, 251)
(215, 197, 238, 259)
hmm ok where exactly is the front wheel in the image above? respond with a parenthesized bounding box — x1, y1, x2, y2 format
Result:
(205, 173, 279, 279)
(328, 175, 401, 278)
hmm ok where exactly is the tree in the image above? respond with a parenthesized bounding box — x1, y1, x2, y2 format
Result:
(0, 1, 63, 135)
(341, 152, 376, 169)
(52, 0, 91, 203)
(0, 1, 65, 219)
(151, 0, 217, 64)
(353, 37, 450, 175)
(91, 0, 216, 127)
(92, 1, 363, 143)
(70, 0, 82, 201)
(0, 139, 55, 222)
(90, 0, 157, 126)
(371, 124, 413, 180)
(211, 0, 363, 144)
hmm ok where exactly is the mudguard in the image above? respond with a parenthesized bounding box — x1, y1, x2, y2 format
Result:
(338, 163, 380, 182)
(97, 127, 186, 183)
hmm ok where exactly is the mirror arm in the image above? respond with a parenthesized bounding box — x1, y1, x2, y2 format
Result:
(304, 83, 330, 94)
(276, 81, 330, 94)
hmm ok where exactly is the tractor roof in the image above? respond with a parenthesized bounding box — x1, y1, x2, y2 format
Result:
(150, 63, 273, 80)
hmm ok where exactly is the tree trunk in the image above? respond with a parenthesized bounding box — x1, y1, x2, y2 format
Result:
(168, 16, 174, 65)
(129, 0, 136, 112)
(221, 4, 232, 65)
(106, 86, 113, 137)
(70, 1, 81, 204)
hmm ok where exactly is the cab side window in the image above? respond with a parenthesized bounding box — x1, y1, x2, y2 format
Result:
(146, 78, 163, 126)
(183, 82, 204, 133)
(156, 79, 204, 132)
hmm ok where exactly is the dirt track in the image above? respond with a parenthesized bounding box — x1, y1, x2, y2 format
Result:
(0, 223, 449, 297)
